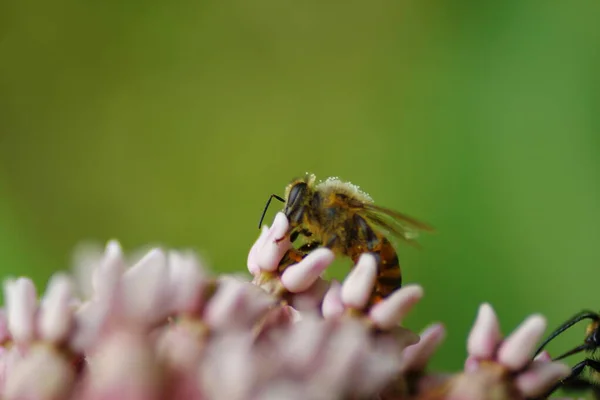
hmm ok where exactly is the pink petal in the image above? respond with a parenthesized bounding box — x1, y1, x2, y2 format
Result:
(354, 339, 405, 395)
(340, 254, 377, 310)
(312, 321, 368, 394)
(0, 346, 22, 394)
(497, 314, 546, 370)
(368, 285, 423, 330)
(280, 249, 334, 293)
(0, 310, 10, 344)
(515, 361, 571, 397)
(70, 300, 110, 352)
(92, 240, 125, 301)
(204, 279, 274, 330)
(253, 305, 301, 341)
(4, 345, 74, 400)
(280, 315, 331, 373)
(288, 278, 330, 312)
(5, 278, 38, 344)
(155, 324, 204, 370)
(534, 350, 552, 362)
(82, 331, 162, 400)
(464, 355, 480, 372)
(39, 274, 74, 343)
(200, 334, 256, 399)
(255, 213, 291, 272)
(322, 280, 344, 319)
(400, 323, 446, 372)
(122, 248, 169, 324)
(247, 226, 270, 275)
(166, 250, 205, 314)
(466, 303, 501, 359)
(71, 241, 106, 299)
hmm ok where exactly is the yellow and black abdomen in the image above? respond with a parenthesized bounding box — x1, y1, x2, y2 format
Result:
(369, 235, 402, 302)
(345, 213, 402, 306)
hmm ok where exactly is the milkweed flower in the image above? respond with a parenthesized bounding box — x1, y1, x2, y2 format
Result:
(410, 303, 571, 399)
(0, 211, 575, 399)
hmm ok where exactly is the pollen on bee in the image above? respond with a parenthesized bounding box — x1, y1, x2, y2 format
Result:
(317, 176, 374, 203)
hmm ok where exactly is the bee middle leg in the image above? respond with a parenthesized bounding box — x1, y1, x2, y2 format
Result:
(297, 240, 321, 253)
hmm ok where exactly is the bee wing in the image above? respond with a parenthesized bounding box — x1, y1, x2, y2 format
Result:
(361, 203, 435, 247)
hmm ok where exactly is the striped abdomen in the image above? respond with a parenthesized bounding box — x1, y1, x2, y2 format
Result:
(346, 214, 402, 307)
(368, 235, 402, 306)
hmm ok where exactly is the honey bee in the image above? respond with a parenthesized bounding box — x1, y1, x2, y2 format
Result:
(258, 173, 434, 306)
(534, 310, 600, 398)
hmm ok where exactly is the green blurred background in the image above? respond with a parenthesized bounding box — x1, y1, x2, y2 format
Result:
(1, 0, 600, 386)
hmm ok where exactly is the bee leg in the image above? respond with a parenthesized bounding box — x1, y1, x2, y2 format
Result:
(539, 358, 600, 398)
(275, 208, 307, 244)
(290, 230, 300, 243)
(297, 240, 322, 253)
(277, 249, 305, 272)
(290, 228, 313, 243)
(535, 310, 599, 356)
(276, 240, 322, 274)
(538, 377, 600, 400)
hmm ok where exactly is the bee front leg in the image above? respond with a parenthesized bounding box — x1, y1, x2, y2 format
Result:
(275, 207, 306, 243)
(290, 228, 313, 243)
(276, 240, 322, 274)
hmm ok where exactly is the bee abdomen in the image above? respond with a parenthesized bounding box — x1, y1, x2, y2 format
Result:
(371, 238, 402, 300)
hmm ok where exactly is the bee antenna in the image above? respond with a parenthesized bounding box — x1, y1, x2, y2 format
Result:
(258, 194, 285, 229)
(534, 310, 600, 356)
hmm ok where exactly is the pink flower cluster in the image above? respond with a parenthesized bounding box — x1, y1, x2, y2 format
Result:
(0, 212, 574, 399)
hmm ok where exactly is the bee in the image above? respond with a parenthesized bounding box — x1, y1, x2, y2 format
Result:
(258, 173, 434, 306)
(534, 310, 600, 398)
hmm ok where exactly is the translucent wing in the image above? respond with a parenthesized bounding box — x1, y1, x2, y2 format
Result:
(361, 203, 435, 247)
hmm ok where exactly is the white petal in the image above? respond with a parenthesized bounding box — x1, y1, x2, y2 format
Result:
(204, 279, 274, 330)
(280, 249, 334, 293)
(166, 250, 205, 313)
(321, 280, 344, 319)
(498, 314, 546, 370)
(200, 334, 256, 400)
(368, 285, 423, 330)
(5, 278, 37, 343)
(0, 310, 10, 343)
(122, 248, 169, 323)
(280, 316, 329, 373)
(467, 303, 502, 359)
(340, 254, 377, 309)
(39, 274, 74, 343)
(256, 213, 292, 272)
(4, 345, 74, 400)
(85, 331, 161, 399)
(92, 240, 125, 301)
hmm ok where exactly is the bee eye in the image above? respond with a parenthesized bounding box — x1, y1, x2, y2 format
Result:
(592, 329, 600, 345)
(288, 183, 307, 208)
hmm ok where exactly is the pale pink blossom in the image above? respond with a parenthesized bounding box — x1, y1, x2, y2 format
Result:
(249, 212, 334, 301)
(413, 303, 572, 400)
(0, 210, 578, 400)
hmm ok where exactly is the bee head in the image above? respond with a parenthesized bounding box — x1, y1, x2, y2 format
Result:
(257, 174, 316, 229)
(283, 174, 315, 225)
(585, 321, 600, 349)
(283, 181, 309, 222)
